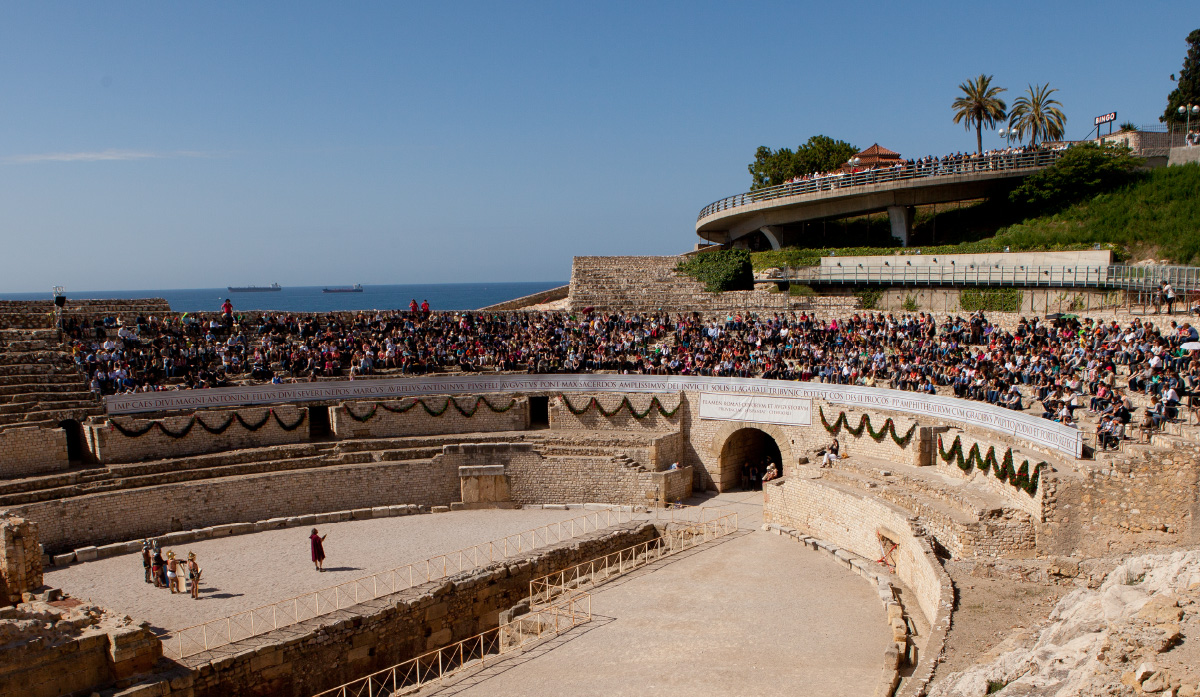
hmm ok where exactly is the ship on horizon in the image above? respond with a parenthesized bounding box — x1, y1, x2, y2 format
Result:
(322, 284, 364, 293)
(227, 283, 282, 292)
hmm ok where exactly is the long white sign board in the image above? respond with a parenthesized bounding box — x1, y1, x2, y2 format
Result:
(699, 393, 812, 427)
(104, 374, 1081, 458)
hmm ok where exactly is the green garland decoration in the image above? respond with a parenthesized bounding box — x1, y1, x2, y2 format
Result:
(818, 407, 917, 448)
(110, 409, 307, 439)
(559, 395, 681, 419)
(343, 396, 517, 423)
(936, 435, 1042, 496)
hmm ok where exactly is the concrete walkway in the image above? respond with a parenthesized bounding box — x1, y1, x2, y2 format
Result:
(424, 494, 889, 697)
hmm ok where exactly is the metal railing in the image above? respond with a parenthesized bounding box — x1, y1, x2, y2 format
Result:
(159, 508, 636, 659)
(311, 593, 593, 697)
(698, 149, 1065, 221)
(777, 263, 1200, 292)
(529, 511, 740, 606)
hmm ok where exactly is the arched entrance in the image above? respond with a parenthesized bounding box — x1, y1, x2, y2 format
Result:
(58, 419, 85, 463)
(718, 428, 783, 491)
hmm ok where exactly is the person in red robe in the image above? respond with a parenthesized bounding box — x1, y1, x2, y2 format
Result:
(310, 528, 328, 572)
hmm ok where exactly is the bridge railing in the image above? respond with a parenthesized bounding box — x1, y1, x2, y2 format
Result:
(698, 149, 1064, 221)
(779, 263, 1200, 292)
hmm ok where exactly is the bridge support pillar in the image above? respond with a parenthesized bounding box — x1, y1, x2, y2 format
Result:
(887, 206, 914, 247)
(758, 226, 783, 250)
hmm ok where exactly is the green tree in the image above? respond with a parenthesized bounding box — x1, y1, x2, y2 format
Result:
(747, 135, 858, 190)
(1009, 84, 1067, 146)
(795, 135, 858, 177)
(952, 74, 1007, 155)
(1009, 142, 1142, 212)
(1162, 29, 1199, 124)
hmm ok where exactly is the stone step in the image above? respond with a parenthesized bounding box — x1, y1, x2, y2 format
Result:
(0, 382, 92, 396)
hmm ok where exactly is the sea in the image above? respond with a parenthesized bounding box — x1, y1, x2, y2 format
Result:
(0, 282, 567, 314)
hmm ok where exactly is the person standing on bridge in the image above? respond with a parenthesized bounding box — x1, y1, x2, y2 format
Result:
(310, 528, 328, 572)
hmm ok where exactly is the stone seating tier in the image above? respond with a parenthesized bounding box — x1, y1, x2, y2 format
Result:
(0, 327, 102, 431)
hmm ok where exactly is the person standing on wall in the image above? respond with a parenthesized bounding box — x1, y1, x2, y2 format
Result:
(310, 528, 328, 572)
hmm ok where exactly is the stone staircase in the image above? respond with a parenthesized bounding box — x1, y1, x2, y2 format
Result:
(0, 328, 102, 431)
(815, 457, 1037, 559)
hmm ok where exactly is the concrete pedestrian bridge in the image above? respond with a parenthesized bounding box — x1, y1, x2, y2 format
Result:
(695, 149, 1063, 247)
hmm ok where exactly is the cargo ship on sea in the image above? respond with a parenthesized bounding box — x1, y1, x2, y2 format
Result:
(227, 283, 282, 292)
(322, 284, 363, 293)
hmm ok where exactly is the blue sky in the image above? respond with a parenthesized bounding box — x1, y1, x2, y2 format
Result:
(0, 1, 1195, 292)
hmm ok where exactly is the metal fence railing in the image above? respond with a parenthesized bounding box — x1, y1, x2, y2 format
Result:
(311, 593, 593, 697)
(778, 263, 1200, 293)
(529, 511, 740, 606)
(698, 149, 1065, 222)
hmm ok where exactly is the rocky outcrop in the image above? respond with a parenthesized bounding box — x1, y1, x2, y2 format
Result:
(929, 550, 1199, 697)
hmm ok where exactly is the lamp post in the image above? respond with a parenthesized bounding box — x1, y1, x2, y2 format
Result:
(1178, 104, 1199, 140)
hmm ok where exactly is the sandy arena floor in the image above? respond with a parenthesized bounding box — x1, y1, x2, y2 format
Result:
(421, 511, 890, 697)
(46, 507, 589, 632)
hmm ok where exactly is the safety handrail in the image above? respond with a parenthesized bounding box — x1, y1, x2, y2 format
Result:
(698, 149, 1065, 222)
(776, 263, 1200, 292)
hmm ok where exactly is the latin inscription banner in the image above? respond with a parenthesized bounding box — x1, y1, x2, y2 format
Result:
(104, 374, 1081, 458)
(698, 393, 811, 427)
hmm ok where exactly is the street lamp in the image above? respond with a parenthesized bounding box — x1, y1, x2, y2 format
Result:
(1178, 104, 1199, 138)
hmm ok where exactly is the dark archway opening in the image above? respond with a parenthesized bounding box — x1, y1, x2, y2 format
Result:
(58, 419, 85, 463)
(308, 406, 331, 440)
(528, 396, 549, 428)
(718, 428, 782, 492)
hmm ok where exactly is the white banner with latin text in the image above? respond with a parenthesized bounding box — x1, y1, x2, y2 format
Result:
(698, 393, 811, 427)
(104, 374, 1081, 458)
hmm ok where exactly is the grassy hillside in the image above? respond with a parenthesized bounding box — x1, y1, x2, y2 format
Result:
(751, 163, 1198, 268)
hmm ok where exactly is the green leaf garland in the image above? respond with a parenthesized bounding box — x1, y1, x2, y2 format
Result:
(109, 409, 307, 439)
(936, 435, 1042, 496)
(559, 395, 681, 419)
(818, 407, 917, 448)
(343, 396, 517, 423)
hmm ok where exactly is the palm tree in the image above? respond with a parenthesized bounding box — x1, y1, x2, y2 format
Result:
(1008, 84, 1067, 147)
(952, 74, 1008, 155)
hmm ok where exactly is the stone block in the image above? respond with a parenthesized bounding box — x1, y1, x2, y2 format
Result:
(350, 508, 374, 520)
(431, 506, 450, 513)
(371, 507, 393, 518)
(53, 553, 76, 566)
(387, 506, 410, 516)
(543, 504, 567, 510)
(74, 546, 98, 562)
(95, 543, 127, 559)
(450, 503, 466, 511)
(229, 523, 255, 535)
(315, 513, 338, 524)
(297, 514, 317, 526)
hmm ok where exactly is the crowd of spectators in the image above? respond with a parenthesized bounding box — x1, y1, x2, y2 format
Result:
(63, 306, 1199, 448)
(779, 143, 1065, 191)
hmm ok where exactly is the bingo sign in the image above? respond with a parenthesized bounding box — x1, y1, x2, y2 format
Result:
(1094, 112, 1117, 126)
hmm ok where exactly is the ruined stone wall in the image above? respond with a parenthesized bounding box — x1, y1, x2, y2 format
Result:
(7, 459, 460, 553)
(86, 405, 309, 464)
(0, 517, 42, 604)
(1047, 446, 1200, 555)
(0, 427, 68, 478)
(567, 256, 858, 314)
(763, 476, 948, 627)
(331, 394, 527, 439)
(156, 523, 659, 697)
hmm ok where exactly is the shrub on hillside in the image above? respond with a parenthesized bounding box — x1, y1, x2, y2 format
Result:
(676, 250, 754, 292)
(1009, 142, 1143, 212)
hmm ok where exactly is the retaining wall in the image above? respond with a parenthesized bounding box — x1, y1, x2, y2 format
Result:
(331, 394, 527, 439)
(86, 406, 309, 464)
(0, 427, 68, 478)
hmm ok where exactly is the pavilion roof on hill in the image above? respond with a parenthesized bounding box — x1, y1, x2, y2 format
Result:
(849, 143, 902, 167)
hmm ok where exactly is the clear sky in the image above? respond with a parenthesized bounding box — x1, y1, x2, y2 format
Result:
(1, 1, 1195, 292)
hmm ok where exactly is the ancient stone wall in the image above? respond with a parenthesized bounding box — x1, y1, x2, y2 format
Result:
(85, 405, 309, 463)
(0, 427, 68, 478)
(567, 256, 858, 314)
(679, 393, 923, 491)
(477, 284, 569, 311)
(0, 517, 42, 604)
(549, 392, 681, 433)
(8, 459, 460, 553)
(331, 394, 527, 439)
(153, 523, 659, 697)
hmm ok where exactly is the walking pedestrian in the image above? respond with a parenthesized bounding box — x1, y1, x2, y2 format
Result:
(310, 528, 328, 572)
(151, 542, 165, 588)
